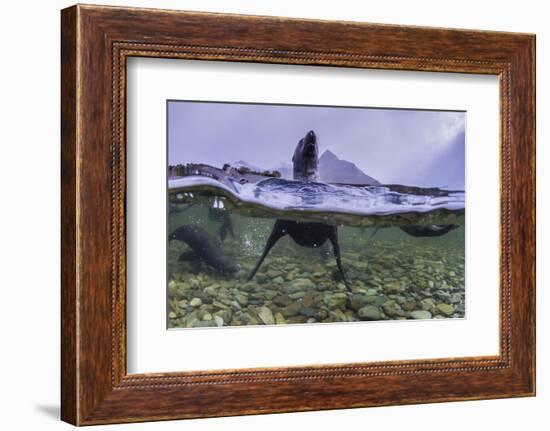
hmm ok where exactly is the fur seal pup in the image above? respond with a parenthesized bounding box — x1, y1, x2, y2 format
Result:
(400, 224, 459, 238)
(169, 225, 239, 274)
(248, 130, 351, 290)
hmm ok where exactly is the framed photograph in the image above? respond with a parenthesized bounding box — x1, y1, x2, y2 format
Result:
(61, 4, 535, 425)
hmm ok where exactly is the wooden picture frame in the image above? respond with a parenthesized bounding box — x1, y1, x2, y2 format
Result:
(61, 4, 535, 425)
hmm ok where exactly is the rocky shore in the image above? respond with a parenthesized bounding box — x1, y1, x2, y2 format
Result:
(167, 235, 465, 328)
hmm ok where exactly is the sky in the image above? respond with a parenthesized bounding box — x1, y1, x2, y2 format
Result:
(168, 101, 465, 189)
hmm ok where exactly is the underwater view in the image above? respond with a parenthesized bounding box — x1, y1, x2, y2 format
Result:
(167, 101, 466, 329)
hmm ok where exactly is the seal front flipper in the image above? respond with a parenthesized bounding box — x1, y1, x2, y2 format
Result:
(217, 215, 235, 242)
(326, 227, 351, 293)
(247, 220, 287, 282)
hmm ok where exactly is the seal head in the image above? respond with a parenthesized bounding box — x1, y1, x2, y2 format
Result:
(292, 130, 319, 182)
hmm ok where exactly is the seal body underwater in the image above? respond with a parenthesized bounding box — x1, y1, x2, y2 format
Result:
(400, 224, 459, 238)
(247, 130, 351, 290)
(169, 224, 239, 274)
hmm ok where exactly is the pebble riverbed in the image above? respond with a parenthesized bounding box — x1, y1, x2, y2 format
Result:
(167, 233, 465, 328)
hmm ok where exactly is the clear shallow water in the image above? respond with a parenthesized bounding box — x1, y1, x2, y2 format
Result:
(167, 187, 465, 329)
(169, 176, 465, 227)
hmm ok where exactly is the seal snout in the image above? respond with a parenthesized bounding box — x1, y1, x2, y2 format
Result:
(305, 130, 317, 145)
(303, 130, 318, 156)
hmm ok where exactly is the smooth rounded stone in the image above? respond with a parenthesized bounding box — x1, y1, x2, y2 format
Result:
(186, 317, 201, 327)
(241, 281, 260, 292)
(324, 292, 348, 310)
(315, 310, 328, 320)
(299, 306, 316, 318)
(184, 309, 199, 321)
(212, 300, 229, 309)
(199, 295, 213, 305)
(401, 300, 417, 311)
(287, 278, 315, 292)
(267, 269, 282, 279)
(410, 310, 432, 320)
(344, 310, 358, 321)
(382, 300, 405, 317)
(230, 319, 244, 326)
(168, 279, 178, 291)
(427, 280, 435, 289)
(255, 274, 268, 284)
(349, 294, 367, 311)
(281, 302, 302, 318)
(449, 271, 456, 277)
(312, 263, 324, 273)
(384, 281, 404, 294)
(439, 281, 452, 291)
(302, 292, 317, 308)
(306, 317, 317, 324)
(365, 288, 378, 296)
(358, 305, 381, 321)
(369, 295, 389, 307)
(248, 292, 265, 304)
(287, 315, 308, 324)
(436, 303, 455, 316)
(337, 283, 347, 291)
(229, 300, 242, 310)
(214, 309, 233, 323)
(168, 311, 177, 319)
(215, 296, 234, 306)
(243, 313, 259, 325)
(273, 295, 292, 307)
(449, 293, 463, 304)
(258, 306, 275, 325)
(236, 293, 249, 306)
(352, 279, 367, 289)
(203, 285, 218, 296)
(434, 290, 452, 301)
(273, 276, 285, 285)
(177, 299, 188, 308)
(264, 290, 278, 300)
(188, 277, 200, 288)
(327, 309, 344, 321)
(189, 297, 203, 307)
(420, 298, 435, 311)
(370, 274, 383, 283)
(288, 291, 306, 300)
(214, 315, 224, 327)
(274, 312, 287, 325)
(202, 312, 213, 321)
